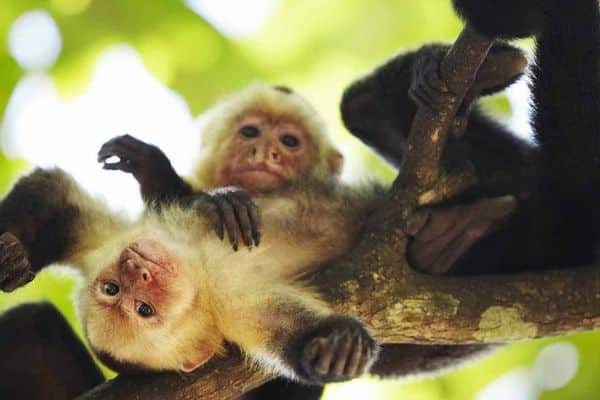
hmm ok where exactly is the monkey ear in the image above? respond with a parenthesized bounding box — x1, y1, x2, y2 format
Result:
(328, 149, 344, 176)
(179, 345, 217, 373)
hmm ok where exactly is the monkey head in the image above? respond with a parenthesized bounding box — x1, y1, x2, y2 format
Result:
(192, 84, 344, 192)
(79, 236, 223, 373)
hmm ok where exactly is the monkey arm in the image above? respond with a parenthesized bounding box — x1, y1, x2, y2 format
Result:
(98, 134, 193, 205)
(98, 135, 262, 250)
(0, 168, 127, 290)
(218, 284, 377, 385)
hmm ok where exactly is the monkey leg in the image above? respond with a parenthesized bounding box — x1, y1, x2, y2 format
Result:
(98, 134, 193, 204)
(403, 195, 517, 274)
(283, 316, 378, 384)
(0, 303, 104, 400)
(227, 289, 378, 385)
(341, 42, 527, 166)
(0, 168, 127, 287)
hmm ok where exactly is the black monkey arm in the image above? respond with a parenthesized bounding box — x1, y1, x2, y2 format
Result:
(0, 168, 126, 290)
(98, 134, 193, 205)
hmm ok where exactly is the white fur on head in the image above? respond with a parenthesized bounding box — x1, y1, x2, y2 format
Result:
(190, 83, 342, 188)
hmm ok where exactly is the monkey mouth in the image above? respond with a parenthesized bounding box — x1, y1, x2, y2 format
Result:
(231, 166, 285, 181)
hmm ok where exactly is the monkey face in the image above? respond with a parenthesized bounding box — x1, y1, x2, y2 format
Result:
(80, 238, 222, 373)
(216, 113, 312, 191)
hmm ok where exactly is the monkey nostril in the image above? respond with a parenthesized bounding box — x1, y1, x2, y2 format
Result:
(251, 148, 257, 156)
(141, 270, 150, 282)
(272, 152, 279, 160)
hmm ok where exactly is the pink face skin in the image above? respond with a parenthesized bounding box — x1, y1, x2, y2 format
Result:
(92, 240, 191, 321)
(217, 113, 312, 192)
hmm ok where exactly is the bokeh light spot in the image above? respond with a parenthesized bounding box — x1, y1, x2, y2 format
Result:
(185, 0, 279, 39)
(8, 10, 62, 71)
(532, 342, 579, 391)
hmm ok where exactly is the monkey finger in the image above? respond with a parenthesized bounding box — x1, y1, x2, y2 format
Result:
(408, 213, 473, 272)
(215, 196, 240, 251)
(227, 196, 254, 248)
(413, 206, 468, 243)
(427, 224, 493, 274)
(356, 337, 373, 375)
(98, 142, 141, 165)
(408, 88, 433, 111)
(190, 195, 225, 240)
(424, 68, 449, 93)
(402, 209, 431, 236)
(101, 160, 137, 173)
(231, 191, 261, 247)
(345, 333, 363, 376)
(313, 337, 336, 376)
(331, 332, 353, 376)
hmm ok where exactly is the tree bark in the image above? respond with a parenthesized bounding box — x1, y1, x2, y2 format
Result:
(78, 25, 600, 400)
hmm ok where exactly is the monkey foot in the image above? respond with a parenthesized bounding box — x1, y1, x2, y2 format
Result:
(287, 316, 378, 384)
(0, 232, 34, 292)
(404, 195, 517, 275)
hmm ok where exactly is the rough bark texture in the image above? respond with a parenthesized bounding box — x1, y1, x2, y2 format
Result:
(78, 26, 600, 400)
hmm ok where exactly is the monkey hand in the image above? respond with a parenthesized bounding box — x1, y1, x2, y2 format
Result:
(409, 43, 527, 138)
(0, 232, 35, 292)
(285, 316, 378, 384)
(403, 195, 517, 275)
(98, 135, 187, 202)
(187, 188, 261, 251)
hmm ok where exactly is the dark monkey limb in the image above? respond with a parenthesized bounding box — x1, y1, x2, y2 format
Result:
(98, 135, 260, 251)
(98, 134, 193, 204)
(342, 42, 533, 275)
(0, 303, 104, 400)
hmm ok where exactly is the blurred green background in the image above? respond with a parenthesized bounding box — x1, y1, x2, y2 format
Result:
(0, 0, 598, 399)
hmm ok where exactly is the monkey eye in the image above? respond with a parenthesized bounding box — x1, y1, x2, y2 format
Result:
(239, 125, 260, 138)
(280, 133, 300, 148)
(136, 302, 155, 318)
(102, 282, 120, 296)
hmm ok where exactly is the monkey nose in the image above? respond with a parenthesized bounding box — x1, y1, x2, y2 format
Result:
(121, 259, 153, 284)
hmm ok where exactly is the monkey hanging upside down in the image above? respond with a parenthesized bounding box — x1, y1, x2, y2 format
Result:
(0, 167, 379, 383)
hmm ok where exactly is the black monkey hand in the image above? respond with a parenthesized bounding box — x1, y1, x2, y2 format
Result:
(0, 232, 35, 292)
(285, 316, 378, 384)
(409, 43, 527, 138)
(98, 135, 189, 203)
(187, 188, 261, 251)
(404, 195, 517, 275)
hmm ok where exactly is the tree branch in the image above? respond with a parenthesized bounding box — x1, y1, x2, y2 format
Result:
(78, 25, 600, 400)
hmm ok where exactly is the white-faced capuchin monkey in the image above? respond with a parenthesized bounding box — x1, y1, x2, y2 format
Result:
(0, 168, 380, 383)
(97, 84, 344, 250)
